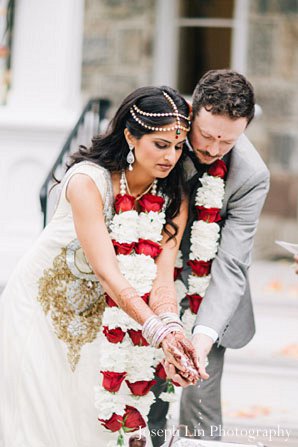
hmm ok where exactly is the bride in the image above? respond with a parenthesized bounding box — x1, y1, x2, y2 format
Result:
(0, 86, 199, 447)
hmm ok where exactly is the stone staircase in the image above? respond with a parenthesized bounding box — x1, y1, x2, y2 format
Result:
(169, 260, 298, 447)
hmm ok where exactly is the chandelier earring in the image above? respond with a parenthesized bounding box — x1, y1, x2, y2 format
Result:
(126, 144, 135, 171)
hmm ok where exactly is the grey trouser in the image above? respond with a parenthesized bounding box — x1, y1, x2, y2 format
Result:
(148, 344, 226, 446)
(180, 344, 226, 439)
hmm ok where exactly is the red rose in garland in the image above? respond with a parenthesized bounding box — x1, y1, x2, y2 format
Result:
(174, 267, 183, 280)
(114, 193, 135, 213)
(155, 362, 167, 380)
(207, 159, 227, 178)
(123, 405, 146, 432)
(187, 260, 212, 277)
(139, 194, 165, 212)
(135, 239, 162, 258)
(98, 413, 123, 432)
(101, 371, 126, 392)
(103, 326, 126, 344)
(195, 206, 221, 223)
(141, 293, 150, 304)
(186, 293, 203, 314)
(112, 240, 135, 255)
(127, 329, 149, 346)
(105, 293, 118, 308)
(125, 379, 156, 396)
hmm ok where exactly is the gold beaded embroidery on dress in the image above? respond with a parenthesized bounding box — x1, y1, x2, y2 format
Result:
(37, 163, 114, 371)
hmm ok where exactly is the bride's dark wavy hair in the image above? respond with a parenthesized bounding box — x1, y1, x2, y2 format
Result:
(69, 86, 190, 240)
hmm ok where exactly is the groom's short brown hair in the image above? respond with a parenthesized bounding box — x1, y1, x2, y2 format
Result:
(192, 69, 255, 124)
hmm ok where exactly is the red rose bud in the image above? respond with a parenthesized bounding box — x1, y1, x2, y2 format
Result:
(103, 326, 126, 344)
(114, 193, 135, 213)
(126, 379, 156, 396)
(141, 293, 150, 304)
(135, 239, 162, 258)
(98, 413, 123, 432)
(187, 260, 212, 276)
(105, 293, 118, 308)
(207, 159, 227, 178)
(196, 206, 221, 223)
(101, 371, 127, 392)
(186, 293, 203, 314)
(155, 362, 167, 380)
(138, 194, 165, 212)
(112, 240, 135, 255)
(123, 405, 146, 432)
(127, 329, 149, 346)
(174, 267, 183, 281)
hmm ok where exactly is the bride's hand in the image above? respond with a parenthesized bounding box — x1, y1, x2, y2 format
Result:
(161, 332, 200, 383)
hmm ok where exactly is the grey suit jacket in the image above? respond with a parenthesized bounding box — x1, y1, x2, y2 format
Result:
(180, 134, 270, 349)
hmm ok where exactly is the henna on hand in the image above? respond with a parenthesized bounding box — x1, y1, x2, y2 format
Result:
(162, 332, 200, 382)
(150, 285, 178, 315)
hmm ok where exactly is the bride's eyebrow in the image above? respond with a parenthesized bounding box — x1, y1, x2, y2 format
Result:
(153, 138, 171, 143)
(154, 138, 186, 144)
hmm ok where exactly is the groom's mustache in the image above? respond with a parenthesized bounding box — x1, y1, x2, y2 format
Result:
(196, 149, 219, 159)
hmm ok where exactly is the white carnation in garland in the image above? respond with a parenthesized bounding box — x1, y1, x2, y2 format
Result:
(128, 391, 156, 418)
(117, 254, 156, 295)
(103, 307, 140, 331)
(138, 211, 166, 242)
(181, 308, 197, 339)
(195, 174, 225, 209)
(126, 345, 157, 369)
(99, 342, 129, 371)
(159, 391, 178, 403)
(175, 279, 187, 304)
(109, 210, 139, 243)
(94, 387, 126, 419)
(126, 365, 156, 382)
(188, 275, 211, 297)
(189, 221, 220, 261)
(175, 250, 183, 268)
(102, 307, 131, 331)
(152, 347, 165, 367)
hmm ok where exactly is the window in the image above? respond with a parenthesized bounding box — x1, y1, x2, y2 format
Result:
(177, 0, 235, 95)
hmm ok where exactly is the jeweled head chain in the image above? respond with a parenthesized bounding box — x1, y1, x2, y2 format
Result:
(130, 91, 191, 139)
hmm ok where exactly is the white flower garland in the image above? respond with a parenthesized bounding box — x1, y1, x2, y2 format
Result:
(95, 190, 168, 445)
(175, 160, 227, 338)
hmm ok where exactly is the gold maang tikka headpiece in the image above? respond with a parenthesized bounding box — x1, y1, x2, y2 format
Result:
(130, 91, 191, 138)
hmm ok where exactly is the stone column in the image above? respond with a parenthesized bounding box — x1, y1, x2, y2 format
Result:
(8, 0, 84, 113)
(153, 0, 178, 87)
(0, 0, 85, 284)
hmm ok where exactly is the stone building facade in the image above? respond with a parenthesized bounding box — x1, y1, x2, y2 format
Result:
(82, 0, 298, 257)
(82, 0, 155, 105)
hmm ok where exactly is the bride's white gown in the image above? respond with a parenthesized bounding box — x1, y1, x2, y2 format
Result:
(0, 162, 152, 447)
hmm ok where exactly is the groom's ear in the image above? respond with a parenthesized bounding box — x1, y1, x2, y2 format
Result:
(186, 101, 193, 122)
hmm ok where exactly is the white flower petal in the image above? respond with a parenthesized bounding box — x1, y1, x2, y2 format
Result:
(188, 275, 211, 297)
(195, 174, 225, 209)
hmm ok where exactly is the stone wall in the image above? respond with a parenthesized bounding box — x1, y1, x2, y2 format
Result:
(245, 0, 298, 257)
(82, 0, 156, 109)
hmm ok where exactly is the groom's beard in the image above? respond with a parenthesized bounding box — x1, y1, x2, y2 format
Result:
(195, 149, 221, 164)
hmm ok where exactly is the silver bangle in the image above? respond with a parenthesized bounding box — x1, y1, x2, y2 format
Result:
(159, 312, 183, 327)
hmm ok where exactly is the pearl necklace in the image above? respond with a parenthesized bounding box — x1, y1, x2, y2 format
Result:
(120, 169, 157, 199)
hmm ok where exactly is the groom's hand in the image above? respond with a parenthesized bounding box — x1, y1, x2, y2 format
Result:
(191, 333, 213, 380)
(163, 360, 195, 387)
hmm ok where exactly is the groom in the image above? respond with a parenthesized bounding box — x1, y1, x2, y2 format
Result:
(149, 69, 270, 446)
